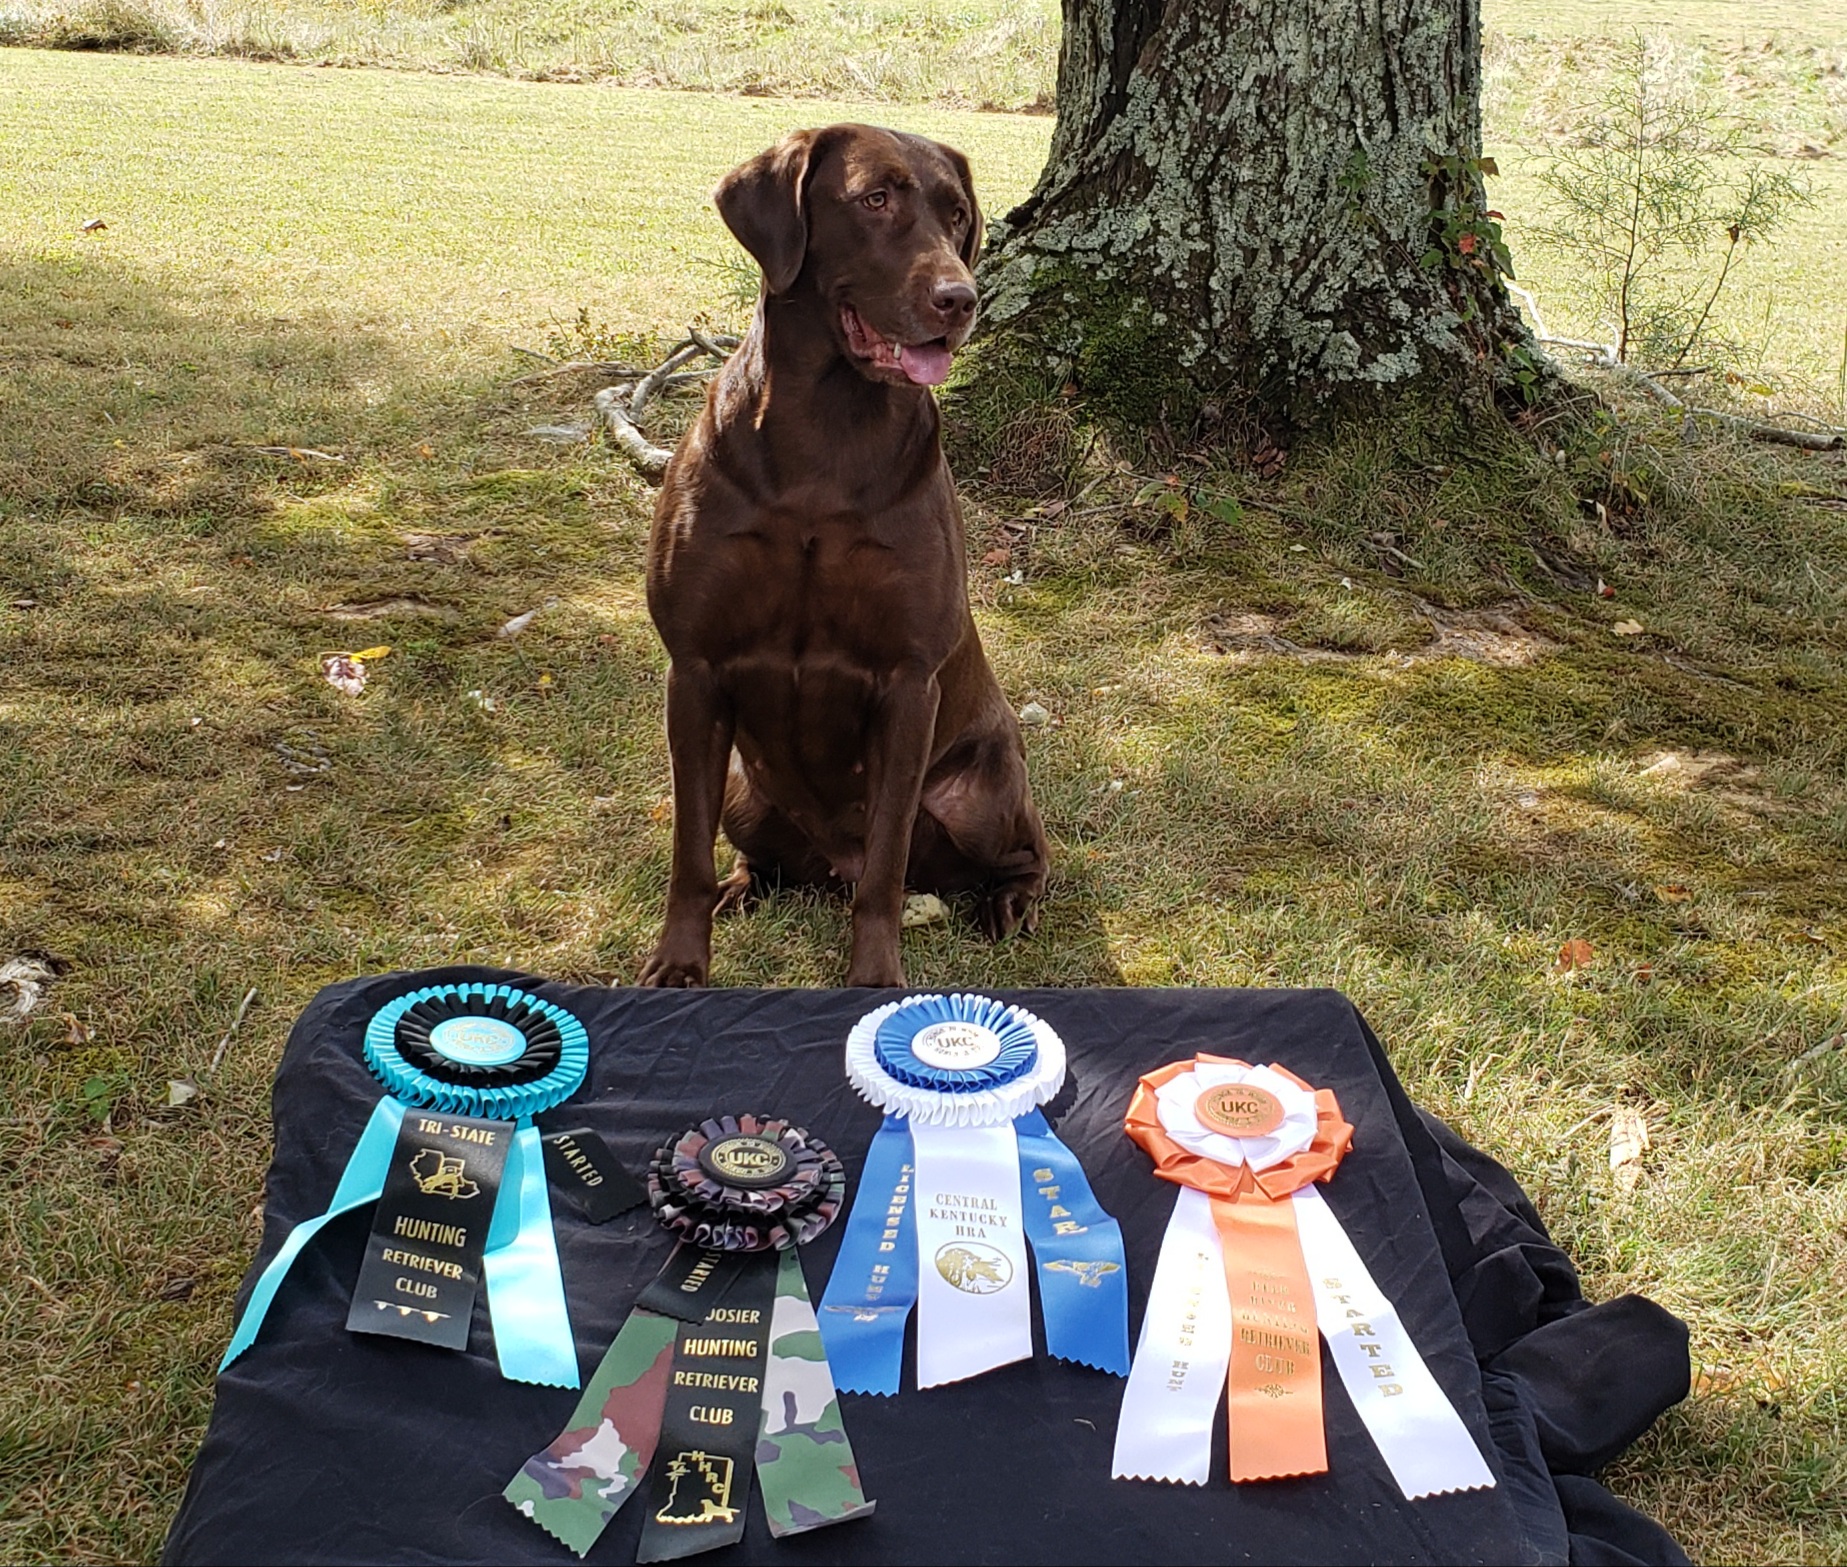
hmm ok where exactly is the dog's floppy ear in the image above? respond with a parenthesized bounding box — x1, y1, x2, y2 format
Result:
(938, 142, 985, 270)
(714, 129, 819, 296)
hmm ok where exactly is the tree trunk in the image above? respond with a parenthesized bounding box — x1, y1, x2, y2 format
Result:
(976, 0, 1540, 428)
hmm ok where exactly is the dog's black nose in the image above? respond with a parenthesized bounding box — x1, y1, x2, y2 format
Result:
(932, 280, 977, 320)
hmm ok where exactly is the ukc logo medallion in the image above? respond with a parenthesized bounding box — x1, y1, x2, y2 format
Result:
(698, 1133, 794, 1190)
(1195, 1083, 1286, 1138)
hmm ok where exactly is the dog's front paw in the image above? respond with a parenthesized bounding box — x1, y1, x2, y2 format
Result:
(978, 883, 1040, 942)
(638, 934, 710, 988)
(845, 934, 905, 988)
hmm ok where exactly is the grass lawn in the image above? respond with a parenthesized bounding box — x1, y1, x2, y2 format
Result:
(2, 43, 1847, 1566)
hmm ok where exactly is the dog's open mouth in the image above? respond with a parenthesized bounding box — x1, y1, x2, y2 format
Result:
(840, 304, 953, 387)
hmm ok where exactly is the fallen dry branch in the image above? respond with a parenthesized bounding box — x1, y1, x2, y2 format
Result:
(1686, 409, 1842, 452)
(242, 445, 347, 463)
(594, 386, 674, 480)
(208, 986, 258, 1075)
(1529, 321, 1843, 452)
(1544, 349, 1832, 452)
(509, 358, 646, 387)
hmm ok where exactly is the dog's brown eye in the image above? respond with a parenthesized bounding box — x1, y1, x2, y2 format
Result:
(863, 190, 888, 211)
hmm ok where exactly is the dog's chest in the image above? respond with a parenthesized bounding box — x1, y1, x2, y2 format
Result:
(694, 514, 961, 666)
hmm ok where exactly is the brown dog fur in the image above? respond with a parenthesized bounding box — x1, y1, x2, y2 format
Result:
(638, 124, 1048, 988)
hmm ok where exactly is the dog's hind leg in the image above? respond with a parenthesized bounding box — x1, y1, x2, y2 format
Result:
(912, 738, 1049, 941)
(717, 757, 836, 910)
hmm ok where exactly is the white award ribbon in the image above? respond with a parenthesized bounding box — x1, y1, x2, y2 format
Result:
(1110, 1185, 1232, 1484)
(1291, 1185, 1496, 1498)
(910, 1120, 1033, 1388)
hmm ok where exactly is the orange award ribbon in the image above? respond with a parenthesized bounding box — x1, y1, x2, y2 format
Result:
(1111, 1056, 1497, 1498)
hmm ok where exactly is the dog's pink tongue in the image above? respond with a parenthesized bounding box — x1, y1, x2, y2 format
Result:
(898, 342, 953, 386)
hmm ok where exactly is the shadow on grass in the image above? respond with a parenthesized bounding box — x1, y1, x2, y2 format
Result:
(3, 253, 1847, 1562)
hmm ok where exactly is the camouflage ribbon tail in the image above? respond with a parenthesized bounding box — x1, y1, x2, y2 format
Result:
(503, 1308, 678, 1557)
(756, 1246, 876, 1538)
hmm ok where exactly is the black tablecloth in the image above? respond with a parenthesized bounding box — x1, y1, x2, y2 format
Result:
(163, 970, 1692, 1566)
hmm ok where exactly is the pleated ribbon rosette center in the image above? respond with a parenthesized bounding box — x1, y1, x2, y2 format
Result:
(507, 1114, 874, 1563)
(1111, 1054, 1497, 1498)
(219, 982, 590, 1388)
(818, 994, 1130, 1392)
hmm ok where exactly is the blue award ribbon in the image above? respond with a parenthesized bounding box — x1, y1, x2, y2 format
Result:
(871, 994, 1040, 1094)
(483, 1123, 578, 1387)
(219, 1097, 406, 1371)
(1015, 1109, 1132, 1375)
(220, 982, 591, 1387)
(816, 1115, 918, 1395)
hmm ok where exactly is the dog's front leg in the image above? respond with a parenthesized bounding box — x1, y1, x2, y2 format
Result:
(639, 658, 734, 987)
(849, 667, 940, 987)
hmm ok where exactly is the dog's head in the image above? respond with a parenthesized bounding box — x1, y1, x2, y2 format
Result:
(715, 123, 984, 387)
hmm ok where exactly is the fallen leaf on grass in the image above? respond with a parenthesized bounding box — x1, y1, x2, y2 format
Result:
(1555, 937, 1595, 972)
(1611, 620, 1645, 636)
(497, 599, 559, 638)
(167, 1078, 198, 1108)
(1019, 701, 1051, 727)
(649, 796, 672, 824)
(1693, 1364, 1742, 1397)
(981, 548, 1011, 567)
(156, 1277, 197, 1302)
(1609, 1105, 1649, 1192)
(901, 893, 950, 928)
(79, 217, 107, 233)
(1596, 578, 1615, 598)
(0, 953, 68, 1025)
(1652, 884, 1692, 903)
(61, 1013, 94, 1045)
(274, 737, 330, 776)
(1632, 962, 1655, 985)
(524, 423, 590, 445)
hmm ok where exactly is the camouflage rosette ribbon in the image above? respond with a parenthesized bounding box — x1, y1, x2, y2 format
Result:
(1109, 1056, 1497, 1499)
(505, 1114, 873, 1562)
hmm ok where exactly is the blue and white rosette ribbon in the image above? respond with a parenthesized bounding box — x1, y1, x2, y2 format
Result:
(818, 994, 1130, 1392)
(219, 981, 591, 1388)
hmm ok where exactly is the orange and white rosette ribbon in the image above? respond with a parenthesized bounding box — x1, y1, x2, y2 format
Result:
(1110, 1056, 1496, 1498)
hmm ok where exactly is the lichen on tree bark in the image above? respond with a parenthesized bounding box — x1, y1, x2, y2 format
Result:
(976, 0, 1538, 424)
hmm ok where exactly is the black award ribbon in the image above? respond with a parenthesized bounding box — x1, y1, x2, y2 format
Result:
(541, 1128, 649, 1224)
(347, 1109, 510, 1349)
(637, 1255, 781, 1562)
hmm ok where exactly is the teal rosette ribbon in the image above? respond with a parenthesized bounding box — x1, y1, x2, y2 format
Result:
(219, 981, 590, 1388)
(818, 993, 1130, 1393)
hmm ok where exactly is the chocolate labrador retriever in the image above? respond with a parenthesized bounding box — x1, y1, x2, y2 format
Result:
(638, 123, 1048, 988)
